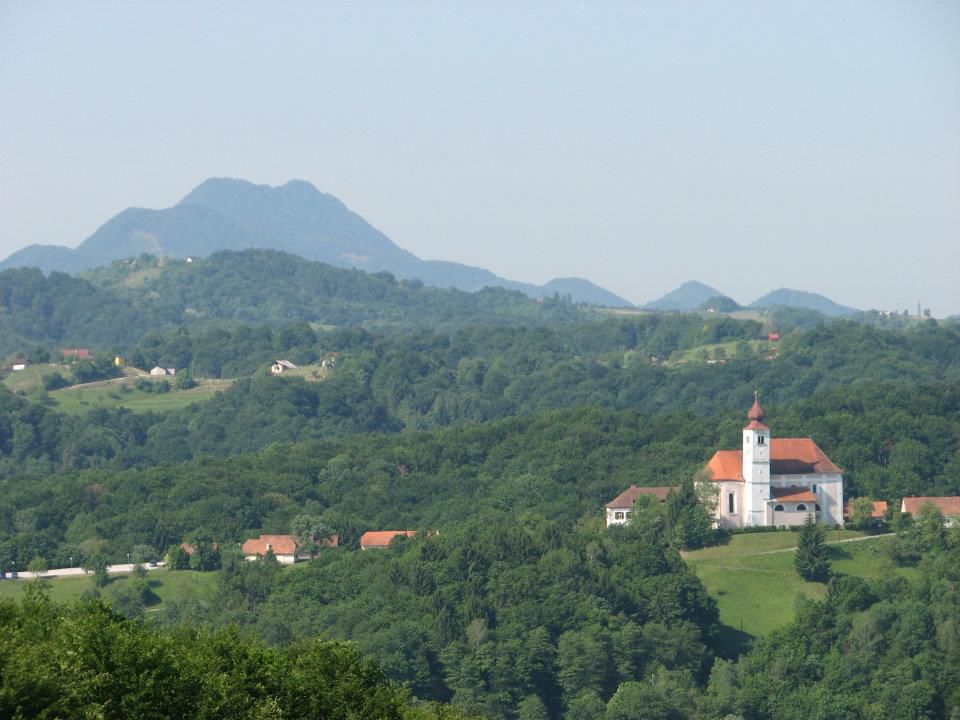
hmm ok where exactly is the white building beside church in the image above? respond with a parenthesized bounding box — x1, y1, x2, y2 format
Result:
(704, 395, 843, 528)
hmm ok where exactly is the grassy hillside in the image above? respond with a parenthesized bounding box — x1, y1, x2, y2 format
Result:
(684, 530, 913, 642)
(0, 568, 217, 608)
(49, 377, 234, 414)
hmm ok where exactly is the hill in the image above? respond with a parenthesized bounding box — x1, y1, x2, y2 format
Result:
(643, 281, 732, 311)
(1, 178, 634, 307)
(750, 288, 859, 317)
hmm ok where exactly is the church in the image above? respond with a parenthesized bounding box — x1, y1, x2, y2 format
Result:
(703, 394, 844, 528)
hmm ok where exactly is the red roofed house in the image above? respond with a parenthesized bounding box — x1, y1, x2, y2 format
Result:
(843, 500, 889, 522)
(242, 533, 338, 564)
(704, 393, 844, 528)
(605, 485, 675, 527)
(901, 497, 960, 526)
(360, 530, 417, 550)
(62, 348, 92, 359)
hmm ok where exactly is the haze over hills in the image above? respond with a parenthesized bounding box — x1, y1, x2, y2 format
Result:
(643, 280, 860, 316)
(642, 281, 733, 311)
(749, 288, 859, 317)
(0, 178, 633, 308)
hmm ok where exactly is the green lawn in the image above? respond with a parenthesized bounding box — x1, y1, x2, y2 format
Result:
(0, 569, 218, 607)
(674, 339, 769, 363)
(685, 531, 910, 643)
(49, 379, 233, 415)
(2, 364, 62, 393)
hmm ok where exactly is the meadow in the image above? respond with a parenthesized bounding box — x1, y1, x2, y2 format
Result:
(684, 530, 912, 641)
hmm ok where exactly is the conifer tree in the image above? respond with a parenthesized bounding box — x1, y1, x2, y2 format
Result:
(794, 514, 830, 582)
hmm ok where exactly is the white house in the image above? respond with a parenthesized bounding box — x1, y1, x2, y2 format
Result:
(704, 394, 843, 528)
(150, 367, 176, 376)
(901, 496, 960, 527)
(241, 533, 338, 563)
(271, 360, 298, 375)
(605, 485, 674, 527)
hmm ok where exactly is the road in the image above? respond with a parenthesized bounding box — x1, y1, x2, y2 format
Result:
(4, 562, 166, 580)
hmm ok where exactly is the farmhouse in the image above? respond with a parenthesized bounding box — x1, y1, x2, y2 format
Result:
(61, 348, 92, 359)
(704, 394, 844, 528)
(843, 499, 889, 523)
(360, 530, 417, 549)
(605, 485, 675, 527)
(901, 496, 960, 526)
(241, 533, 338, 563)
(271, 360, 298, 375)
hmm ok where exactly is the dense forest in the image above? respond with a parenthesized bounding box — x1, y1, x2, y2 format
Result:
(4, 254, 960, 718)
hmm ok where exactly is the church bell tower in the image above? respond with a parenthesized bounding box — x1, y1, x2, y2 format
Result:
(742, 392, 771, 526)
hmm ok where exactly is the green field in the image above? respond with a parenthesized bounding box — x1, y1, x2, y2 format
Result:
(2, 364, 63, 393)
(0, 569, 218, 609)
(684, 530, 910, 644)
(674, 339, 770, 363)
(49, 378, 233, 415)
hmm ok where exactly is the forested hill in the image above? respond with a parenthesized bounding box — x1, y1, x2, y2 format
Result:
(1, 177, 634, 306)
(92, 250, 590, 328)
(0, 251, 589, 356)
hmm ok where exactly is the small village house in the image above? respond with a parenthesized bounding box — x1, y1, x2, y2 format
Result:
(271, 360, 298, 375)
(10, 358, 28, 371)
(359, 530, 418, 549)
(150, 366, 176, 376)
(61, 348, 92, 359)
(843, 499, 888, 524)
(241, 533, 338, 563)
(901, 496, 960, 527)
(604, 485, 675, 527)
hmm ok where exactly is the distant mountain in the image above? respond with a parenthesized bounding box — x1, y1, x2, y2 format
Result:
(1, 178, 633, 307)
(698, 295, 742, 313)
(643, 281, 732, 312)
(750, 288, 859, 317)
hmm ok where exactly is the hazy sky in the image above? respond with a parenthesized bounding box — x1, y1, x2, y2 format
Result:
(1, 2, 958, 312)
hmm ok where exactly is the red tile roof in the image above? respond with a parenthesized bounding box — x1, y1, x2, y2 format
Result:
(747, 395, 765, 421)
(179, 542, 218, 556)
(771, 487, 818, 503)
(61, 348, 92, 358)
(359, 530, 417, 549)
(842, 500, 888, 520)
(901, 496, 960, 517)
(704, 439, 841, 482)
(242, 534, 300, 556)
(605, 485, 675, 509)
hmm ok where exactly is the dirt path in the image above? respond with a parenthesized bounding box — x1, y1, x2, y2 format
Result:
(750, 533, 893, 556)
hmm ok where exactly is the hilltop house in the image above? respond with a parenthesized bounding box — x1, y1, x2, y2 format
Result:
(704, 394, 844, 528)
(604, 485, 675, 527)
(901, 497, 960, 527)
(271, 360, 298, 375)
(360, 530, 418, 549)
(241, 533, 338, 563)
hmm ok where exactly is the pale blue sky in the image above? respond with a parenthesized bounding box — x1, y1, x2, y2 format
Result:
(1, 1, 958, 312)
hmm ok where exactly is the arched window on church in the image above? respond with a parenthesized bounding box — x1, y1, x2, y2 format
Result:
(797, 504, 807, 511)
(758, 435, 765, 445)
(774, 504, 784, 512)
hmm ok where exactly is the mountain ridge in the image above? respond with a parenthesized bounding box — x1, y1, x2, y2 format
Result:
(0, 178, 634, 307)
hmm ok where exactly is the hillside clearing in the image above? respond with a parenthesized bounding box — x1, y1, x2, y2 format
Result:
(49, 378, 234, 414)
(684, 531, 912, 645)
